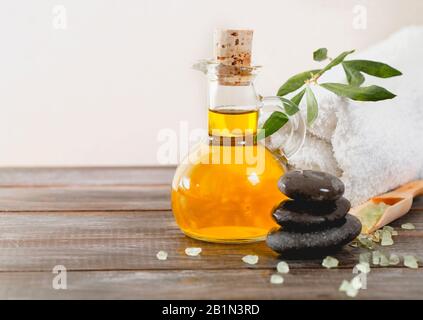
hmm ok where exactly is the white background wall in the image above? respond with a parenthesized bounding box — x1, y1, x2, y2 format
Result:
(1, 0, 422, 166)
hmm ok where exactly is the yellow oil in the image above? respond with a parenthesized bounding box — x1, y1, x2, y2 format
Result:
(208, 108, 258, 137)
(171, 108, 287, 243)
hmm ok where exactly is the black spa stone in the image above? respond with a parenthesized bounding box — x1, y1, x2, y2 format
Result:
(266, 214, 362, 258)
(272, 197, 351, 231)
(278, 170, 344, 201)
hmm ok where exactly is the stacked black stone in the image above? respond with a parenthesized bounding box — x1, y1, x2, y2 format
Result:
(266, 170, 362, 258)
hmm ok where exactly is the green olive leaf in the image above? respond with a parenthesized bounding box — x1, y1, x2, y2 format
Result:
(313, 48, 328, 61)
(320, 83, 396, 101)
(317, 50, 355, 76)
(305, 86, 318, 125)
(342, 62, 365, 86)
(277, 69, 321, 96)
(291, 88, 306, 106)
(259, 111, 289, 139)
(343, 60, 402, 78)
(279, 97, 300, 116)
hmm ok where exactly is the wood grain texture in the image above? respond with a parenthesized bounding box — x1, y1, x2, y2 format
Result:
(0, 186, 170, 212)
(0, 167, 421, 299)
(0, 209, 421, 273)
(0, 268, 422, 300)
(0, 167, 174, 187)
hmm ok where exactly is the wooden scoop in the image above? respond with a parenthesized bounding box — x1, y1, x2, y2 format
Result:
(350, 180, 423, 233)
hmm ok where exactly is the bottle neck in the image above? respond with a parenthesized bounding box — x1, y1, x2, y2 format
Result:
(207, 81, 259, 142)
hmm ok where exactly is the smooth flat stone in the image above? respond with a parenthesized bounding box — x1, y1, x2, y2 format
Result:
(266, 214, 361, 258)
(272, 197, 351, 231)
(278, 170, 344, 201)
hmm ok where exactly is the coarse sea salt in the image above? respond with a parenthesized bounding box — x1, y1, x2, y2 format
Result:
(355, 262, 370, 274)
(401, 223, 415, 230)
(379, 254, 390, 267)
(270, 274, 284, 284)
(359, 252, 371, 264)
(389, 254, 400, 265)
(404, 255, 419, 269)
(242, 255, 259, 265)
(339, 280, 359, 298)
(156, 250, 168, 261)
(185, 247, 202, 256)
(350, 275, 363, 290)
(381, 230, 394, 246)
(322, 256, 339, 269)
(372, 250, 383, 265)
(276, 261, 290, 274)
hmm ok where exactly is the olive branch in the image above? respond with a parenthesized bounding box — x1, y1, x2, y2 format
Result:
(260, 48, 402, 138)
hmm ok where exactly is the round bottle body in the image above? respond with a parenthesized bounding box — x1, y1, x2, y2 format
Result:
(171, 142, 286, 243)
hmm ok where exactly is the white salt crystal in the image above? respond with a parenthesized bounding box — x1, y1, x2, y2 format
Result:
(389, 254, 400, 265)
(359, 252, 371, 264)
(351, 275, 363, 290)
(156, 250, 168, 261)
(322, 256, 339, 269)
(381, 230, 394, 246)
(276, 261, 290, 274)
(379, 254, 390, 267)
(401, 223, 415, 230)
(355, 262, 371, 274)
(372, 250, 382, 265)
(242, 255, 259, 265)
(270, 274, 284, 284)
(339, 280, 359, 298)
(185, 247, 202, 256)
(404, 255, 419, 269)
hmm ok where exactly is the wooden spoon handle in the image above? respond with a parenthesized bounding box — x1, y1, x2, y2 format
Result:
(381, 180, 423, 198)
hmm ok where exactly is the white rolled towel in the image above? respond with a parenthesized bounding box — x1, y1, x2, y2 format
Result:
(289, 26, 423, 206)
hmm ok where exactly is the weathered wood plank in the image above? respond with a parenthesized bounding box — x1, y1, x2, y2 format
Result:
(411, 195, 423, 209)
(0, 210, 421, 241)
(0, 235, 420, 272)
(0, 208, 421, 272)
(0, 185, 420, 216)
(0, 167, 175, 187)
(0, 167, 421, 299)
(0, 268, 421, 300)
(0, 186, 170, 211)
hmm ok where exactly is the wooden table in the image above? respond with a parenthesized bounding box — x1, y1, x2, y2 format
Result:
(0, 167, 421, 299)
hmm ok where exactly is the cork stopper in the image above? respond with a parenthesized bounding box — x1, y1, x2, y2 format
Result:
(212, 29, 255, 86)
(214, 29, 253, 67)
